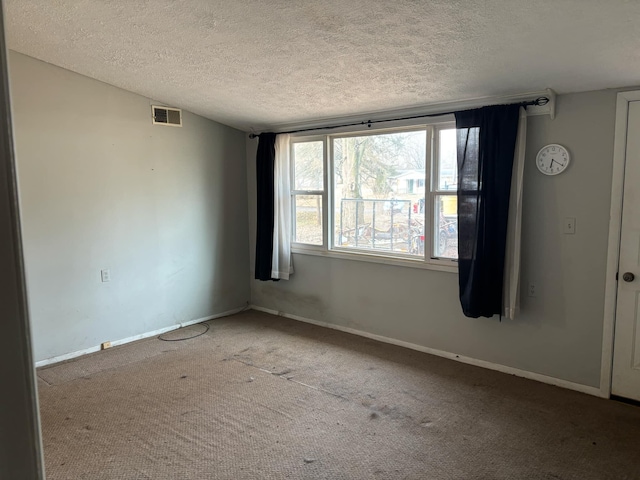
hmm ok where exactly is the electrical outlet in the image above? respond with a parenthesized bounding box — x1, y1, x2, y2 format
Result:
(101, 341, 112, 350)
(528, 282, 537, 297)
(101, 269, 110, 283)
(563, 217, 576, 235)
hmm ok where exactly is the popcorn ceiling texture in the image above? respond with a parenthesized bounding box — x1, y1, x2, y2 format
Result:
(6, 1, 640, 131)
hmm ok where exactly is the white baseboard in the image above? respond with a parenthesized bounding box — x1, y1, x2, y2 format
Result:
(250, 305, 605, 398)
(35, 306, 247, 368)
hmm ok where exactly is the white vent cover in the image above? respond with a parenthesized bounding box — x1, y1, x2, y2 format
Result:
(152, 105, 182, 127)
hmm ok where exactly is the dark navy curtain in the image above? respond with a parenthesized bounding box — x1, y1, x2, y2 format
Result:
(255, 133, 277, 281)
(455, 105, 520, 318)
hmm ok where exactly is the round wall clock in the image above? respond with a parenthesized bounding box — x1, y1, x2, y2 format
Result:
(536, 144, 570, 175)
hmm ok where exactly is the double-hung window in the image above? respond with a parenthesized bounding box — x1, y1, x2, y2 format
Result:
(291, 120, 458, 269)
(291, 139, 326, 246)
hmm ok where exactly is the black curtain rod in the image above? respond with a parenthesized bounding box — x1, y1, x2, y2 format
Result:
(249, 96, 549, 139)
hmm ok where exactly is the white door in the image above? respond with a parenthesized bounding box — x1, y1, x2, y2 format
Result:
(612, 100, 640, 401)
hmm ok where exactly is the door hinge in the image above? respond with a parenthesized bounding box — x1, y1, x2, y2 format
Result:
(616, 272, 619, 281)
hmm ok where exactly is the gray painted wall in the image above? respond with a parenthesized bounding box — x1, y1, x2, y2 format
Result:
(9, 51, 250, 362)
(248, 90, 617, 388)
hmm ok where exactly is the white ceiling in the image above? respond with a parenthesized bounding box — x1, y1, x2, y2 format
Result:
(6, 1, 640, 132)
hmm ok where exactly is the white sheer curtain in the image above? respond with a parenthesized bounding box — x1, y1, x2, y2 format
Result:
(502, 107, 527, 319)
(271, 134, 293, 280)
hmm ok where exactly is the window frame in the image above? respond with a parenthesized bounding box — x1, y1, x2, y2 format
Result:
(289, 120, 458, 273)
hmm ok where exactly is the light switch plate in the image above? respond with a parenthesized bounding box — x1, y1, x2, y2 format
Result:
(101, 269, 110, 282)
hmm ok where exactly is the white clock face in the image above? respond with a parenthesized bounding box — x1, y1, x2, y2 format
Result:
(536, 144, 570, 175)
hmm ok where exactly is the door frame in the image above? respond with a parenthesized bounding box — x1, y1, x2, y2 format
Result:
(0, 1, 45, 477)
(601, 90, 640, 398)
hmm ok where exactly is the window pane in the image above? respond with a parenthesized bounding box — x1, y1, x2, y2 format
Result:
(294, 142, 323, 191)
(333, 131, 426, 257)
(294, 195, 323, 245)
(437, 129, 458, 191)
(434, 195, 458, 259)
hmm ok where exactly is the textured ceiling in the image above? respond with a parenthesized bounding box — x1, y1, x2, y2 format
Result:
(6, 1, 640, 131)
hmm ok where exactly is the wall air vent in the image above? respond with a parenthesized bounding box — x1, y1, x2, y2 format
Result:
(152, 105, 182, 127)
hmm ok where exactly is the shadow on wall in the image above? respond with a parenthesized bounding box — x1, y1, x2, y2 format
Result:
(208, 125, 251, 307)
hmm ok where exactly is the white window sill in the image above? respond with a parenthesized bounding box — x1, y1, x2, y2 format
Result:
(291, 245, 458, 274)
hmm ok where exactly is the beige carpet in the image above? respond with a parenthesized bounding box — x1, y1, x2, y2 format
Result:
(37, 310, 640, 480)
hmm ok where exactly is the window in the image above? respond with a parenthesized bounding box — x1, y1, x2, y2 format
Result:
(291, 122, 458, 268)
(291, 139, 325, 246)
(433, 127, 458, 260)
